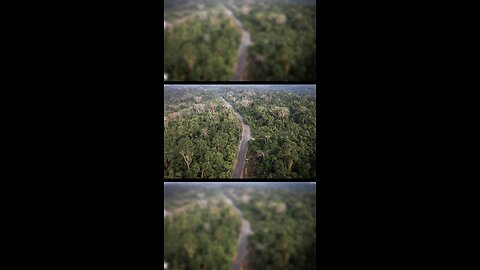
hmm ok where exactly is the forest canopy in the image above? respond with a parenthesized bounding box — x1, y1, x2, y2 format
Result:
(164, 182, 316, 270)
(163, 85, 316, 179)
(164, 0, 316, 81)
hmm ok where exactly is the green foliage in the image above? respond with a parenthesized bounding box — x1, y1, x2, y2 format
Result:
(164, 87, 316, 178)
(229, 90, 316, 178)
(164, 1, 316, 81)
(164, 184, 316, 270)
(164, 89, 240, 178)
(238, 2, 316, 81)
(164, 10, 240, 81)
(164, 195, 241, 270)
(233, 188, 317, 270)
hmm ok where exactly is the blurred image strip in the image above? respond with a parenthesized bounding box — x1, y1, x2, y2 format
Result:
(164, 182, 316, 269)
(164, 0, 316, 81)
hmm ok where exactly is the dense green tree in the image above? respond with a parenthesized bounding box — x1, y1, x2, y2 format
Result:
(164, 89, 240, 178)
(224, 89, 316, 178)
(164, 10, 240, 81)
(165, 1, 315, 81)
(164, 184, 316, 270)
(164, 192, 241, 270)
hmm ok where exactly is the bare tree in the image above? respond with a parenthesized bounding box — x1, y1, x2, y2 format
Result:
(201, 128, 209, 137)
(209, 103, 217, 113)
(273, 106, 290, 118)
(275, 14, 287, 25)
(240, 5, 251, 15)
(240, 98, 252, 107)
(278, 107, 289, 118)
(193, 103, 205, 113)
(178, 138, 194, 170)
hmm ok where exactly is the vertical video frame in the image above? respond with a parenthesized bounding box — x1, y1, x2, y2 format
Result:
(164, 0, 317, 269)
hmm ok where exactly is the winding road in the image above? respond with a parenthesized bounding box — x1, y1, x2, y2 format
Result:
(222, 5, 252, 81)
(165, 5, 251, 81)
(220, 97, 251, 178)
(222, 194, 252, 270)
(165, 194, 253, 270)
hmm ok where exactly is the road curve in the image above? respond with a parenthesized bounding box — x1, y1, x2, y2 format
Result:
(166, 5, 251, 81)
(232, 124, 250, 178)
(222, 5, 252, 81)
(232, 30, 251, 81)
(166, 194, 252, 270)
(220, 97, 251, 178)
(222, 194, 252, 270)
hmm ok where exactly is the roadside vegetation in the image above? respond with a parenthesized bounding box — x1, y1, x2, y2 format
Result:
(164, 0, 316, 81)
(164, 86, 316, 179)
(228, 187, 316, 270)
(164, 88, 240, 178)
(164, 189, 241, 270)
(163, 183, 316, 270)
(164, 7, 240, 81)
(234, 2, 316, 81)
(225, 89, 316, 178)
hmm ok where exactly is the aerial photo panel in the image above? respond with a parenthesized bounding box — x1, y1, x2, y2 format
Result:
(163, 182, 317, 270)
(163, 84, 316, 179)
(164, 0, 316, 82)
(163, 2, 318, 269)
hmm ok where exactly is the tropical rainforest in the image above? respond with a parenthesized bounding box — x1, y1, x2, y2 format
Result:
(164, 182, 316, 270)
(164, 8, 240, 81)
(163, 85, 316, 179)
(164, 87, 241, 178)
(227, 87, 317, 178)
(164, 0, 316, 81)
